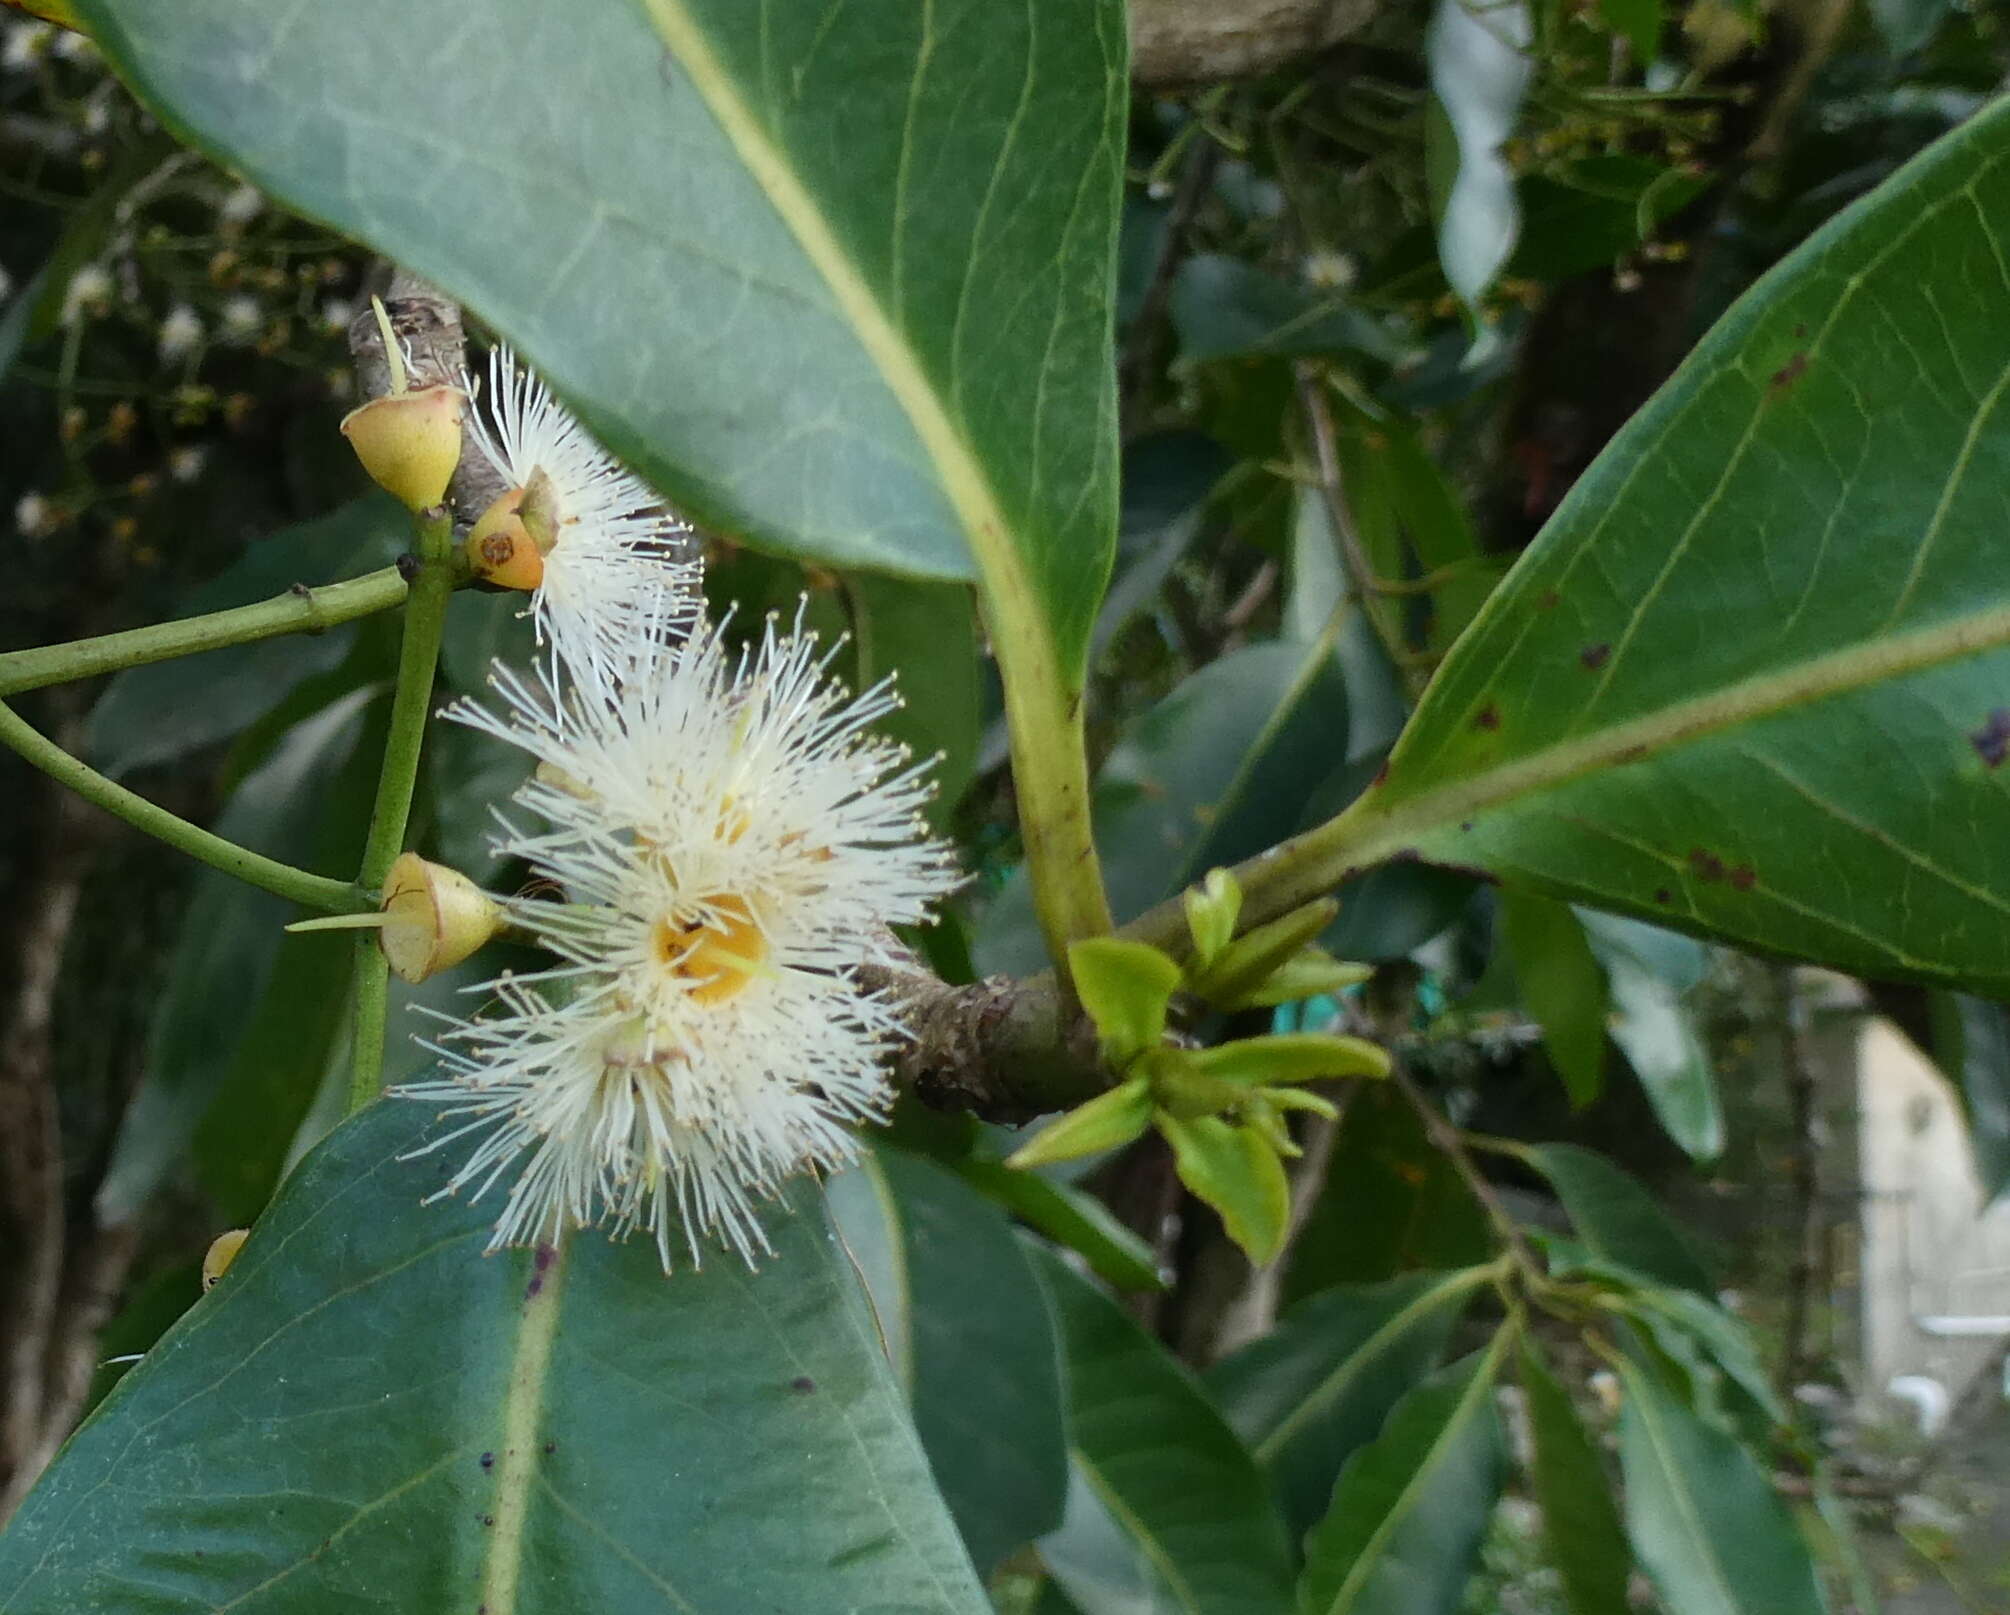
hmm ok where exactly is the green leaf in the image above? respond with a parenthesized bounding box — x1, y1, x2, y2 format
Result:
(1171, 255, 1406, 365)
(1184, 868, 1244, 967)
(1220, 950, 1374, 1011)
(1191, 898, 1344, 1006)
(1509, 156, 1710, 282)
(1426, 0, 1532, 307)
(1585, 913, 1724, 1160)
(1009, 1079, 1156, 1170)
(954, 1159, 1167, 1292)
(1286, 1084, 1492, 1297)
(1928, 991, 2010, 1197)
(824, 1149, 1069, 1576)
(1501, 892, 1609, 1107)
(1208, 1269, 1486, 1532)
(1031, 1249, 1296, 1615)
(1596, 0, 1661, 62)
(4, 1102, 987, 1613)
(1867, 0, 1954, 52)
(83, 497, 403, 778)
(1297, 1339, 1509, 1615)
(846, 573, 981, 833)
(1615, 1355, 1829, 1615)
(1346, 103, 2010, 995)
(1325, 396, 1501, 661)
(79, 0, 1125, 678)
(1190, 1032, 1391, 1086)
(1071, 938, 1183, 1059)
(1161, 1115, 1293, 1267)
(188, 695, 389, 1220)
(93, 690, 379, 1224)
(1522, 1143, 1714, 1295)
(1095, 432, 1234, 657)
(1519, 1341, 1632, 1615)
(978, 640, 1353, 977)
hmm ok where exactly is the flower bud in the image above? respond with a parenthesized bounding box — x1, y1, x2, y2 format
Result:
(463, 486, 546, 591)
(379, 851, 503, 983)
(202, 1228, 250, 1292)
(339, 383, 463, 512)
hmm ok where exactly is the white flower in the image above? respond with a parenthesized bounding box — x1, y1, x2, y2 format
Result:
(58, 262, 111, 326)
(464, 345, 699, 660)
(167, 445, 208, 483)
(157, 303, 202, 362)
(219, 294, 261, 341)
(400, 600, 959, 1270)
(2, 22, 51, 70)
(14, 492, 50, 537)
(218, 181, 262, 227)
(50, 27, 94, 63)
(318, 296, 356, 334)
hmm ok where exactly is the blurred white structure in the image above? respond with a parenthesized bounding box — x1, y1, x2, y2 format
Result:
(1857, 1017, 2010, 1424)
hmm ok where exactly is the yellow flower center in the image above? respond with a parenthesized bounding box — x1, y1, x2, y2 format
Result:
(650, 895, 766, 1005)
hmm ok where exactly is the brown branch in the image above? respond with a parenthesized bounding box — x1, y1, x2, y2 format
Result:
(0, 770, 95, 1512)
(1131, 0, 1384, 88)
(863, 957, 1103, 1125)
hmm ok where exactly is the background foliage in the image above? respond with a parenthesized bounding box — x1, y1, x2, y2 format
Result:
(0, 0, 2006, 1610)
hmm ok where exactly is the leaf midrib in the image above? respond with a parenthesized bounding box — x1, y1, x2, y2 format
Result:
(1241, 591, 2010, 927)
(480, 1233, 569, 1615)
(1618, 1360, 1749, 1615)
(1311, 1331, 1507, 1615)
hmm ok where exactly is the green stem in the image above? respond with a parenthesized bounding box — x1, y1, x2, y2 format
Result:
(0, 698, 360, 912)
(347, 508, 457, 1114)
(0, 566, 410, 696)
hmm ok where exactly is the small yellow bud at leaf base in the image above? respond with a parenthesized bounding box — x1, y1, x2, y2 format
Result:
(463, 487, 546, 591)
(202, 1228, 250, 1293)
(339, 384, 463, 512)
(379, 851, 503, 984)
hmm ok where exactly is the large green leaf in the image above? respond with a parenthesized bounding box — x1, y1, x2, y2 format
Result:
(1501, 892, 1609, 1108)
(825, 1148, 1069, 1575)
(1318, 103, 2010, 994)
(1031, 1249, 1295, 1615)
(78, 0, 1125, 677)
(1206, 1268, 1486, 1533)
(1522, 1143, 1715, 1296)
(1285, 1084, 1492, 1299)
(92, 689, 380, 1224)
(82, 496, 404, 779)
(1615, 1356, 1829, 1615)
(1297, 1339, 1509, 1615)
(5, 1101, 986, 1613)
(1518, 1341, 1631, 1615)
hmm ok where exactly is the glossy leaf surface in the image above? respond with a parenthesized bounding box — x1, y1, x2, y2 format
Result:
(1519, 1341, 1631, 1615)
(825, 1148, 1069, 1575)
(79, 0, 1126, 676)
(1353, 103, 2010, 994)
(7, 1101, 986, 1613)
(1032, 1249, 1294, 1615)
(1208, 1269, 1482, 1532)
(1616, 1357, 1829, 1615)
(1523, 1143, 1714, 1295)
(1297, 1341, 1508, 1615)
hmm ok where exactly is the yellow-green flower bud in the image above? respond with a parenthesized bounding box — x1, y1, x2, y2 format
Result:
(379, 851, 503, 984)
(339, 383, 464, 512)
(201, 1228, 249, 1292)
(463, 487, 543, 590)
